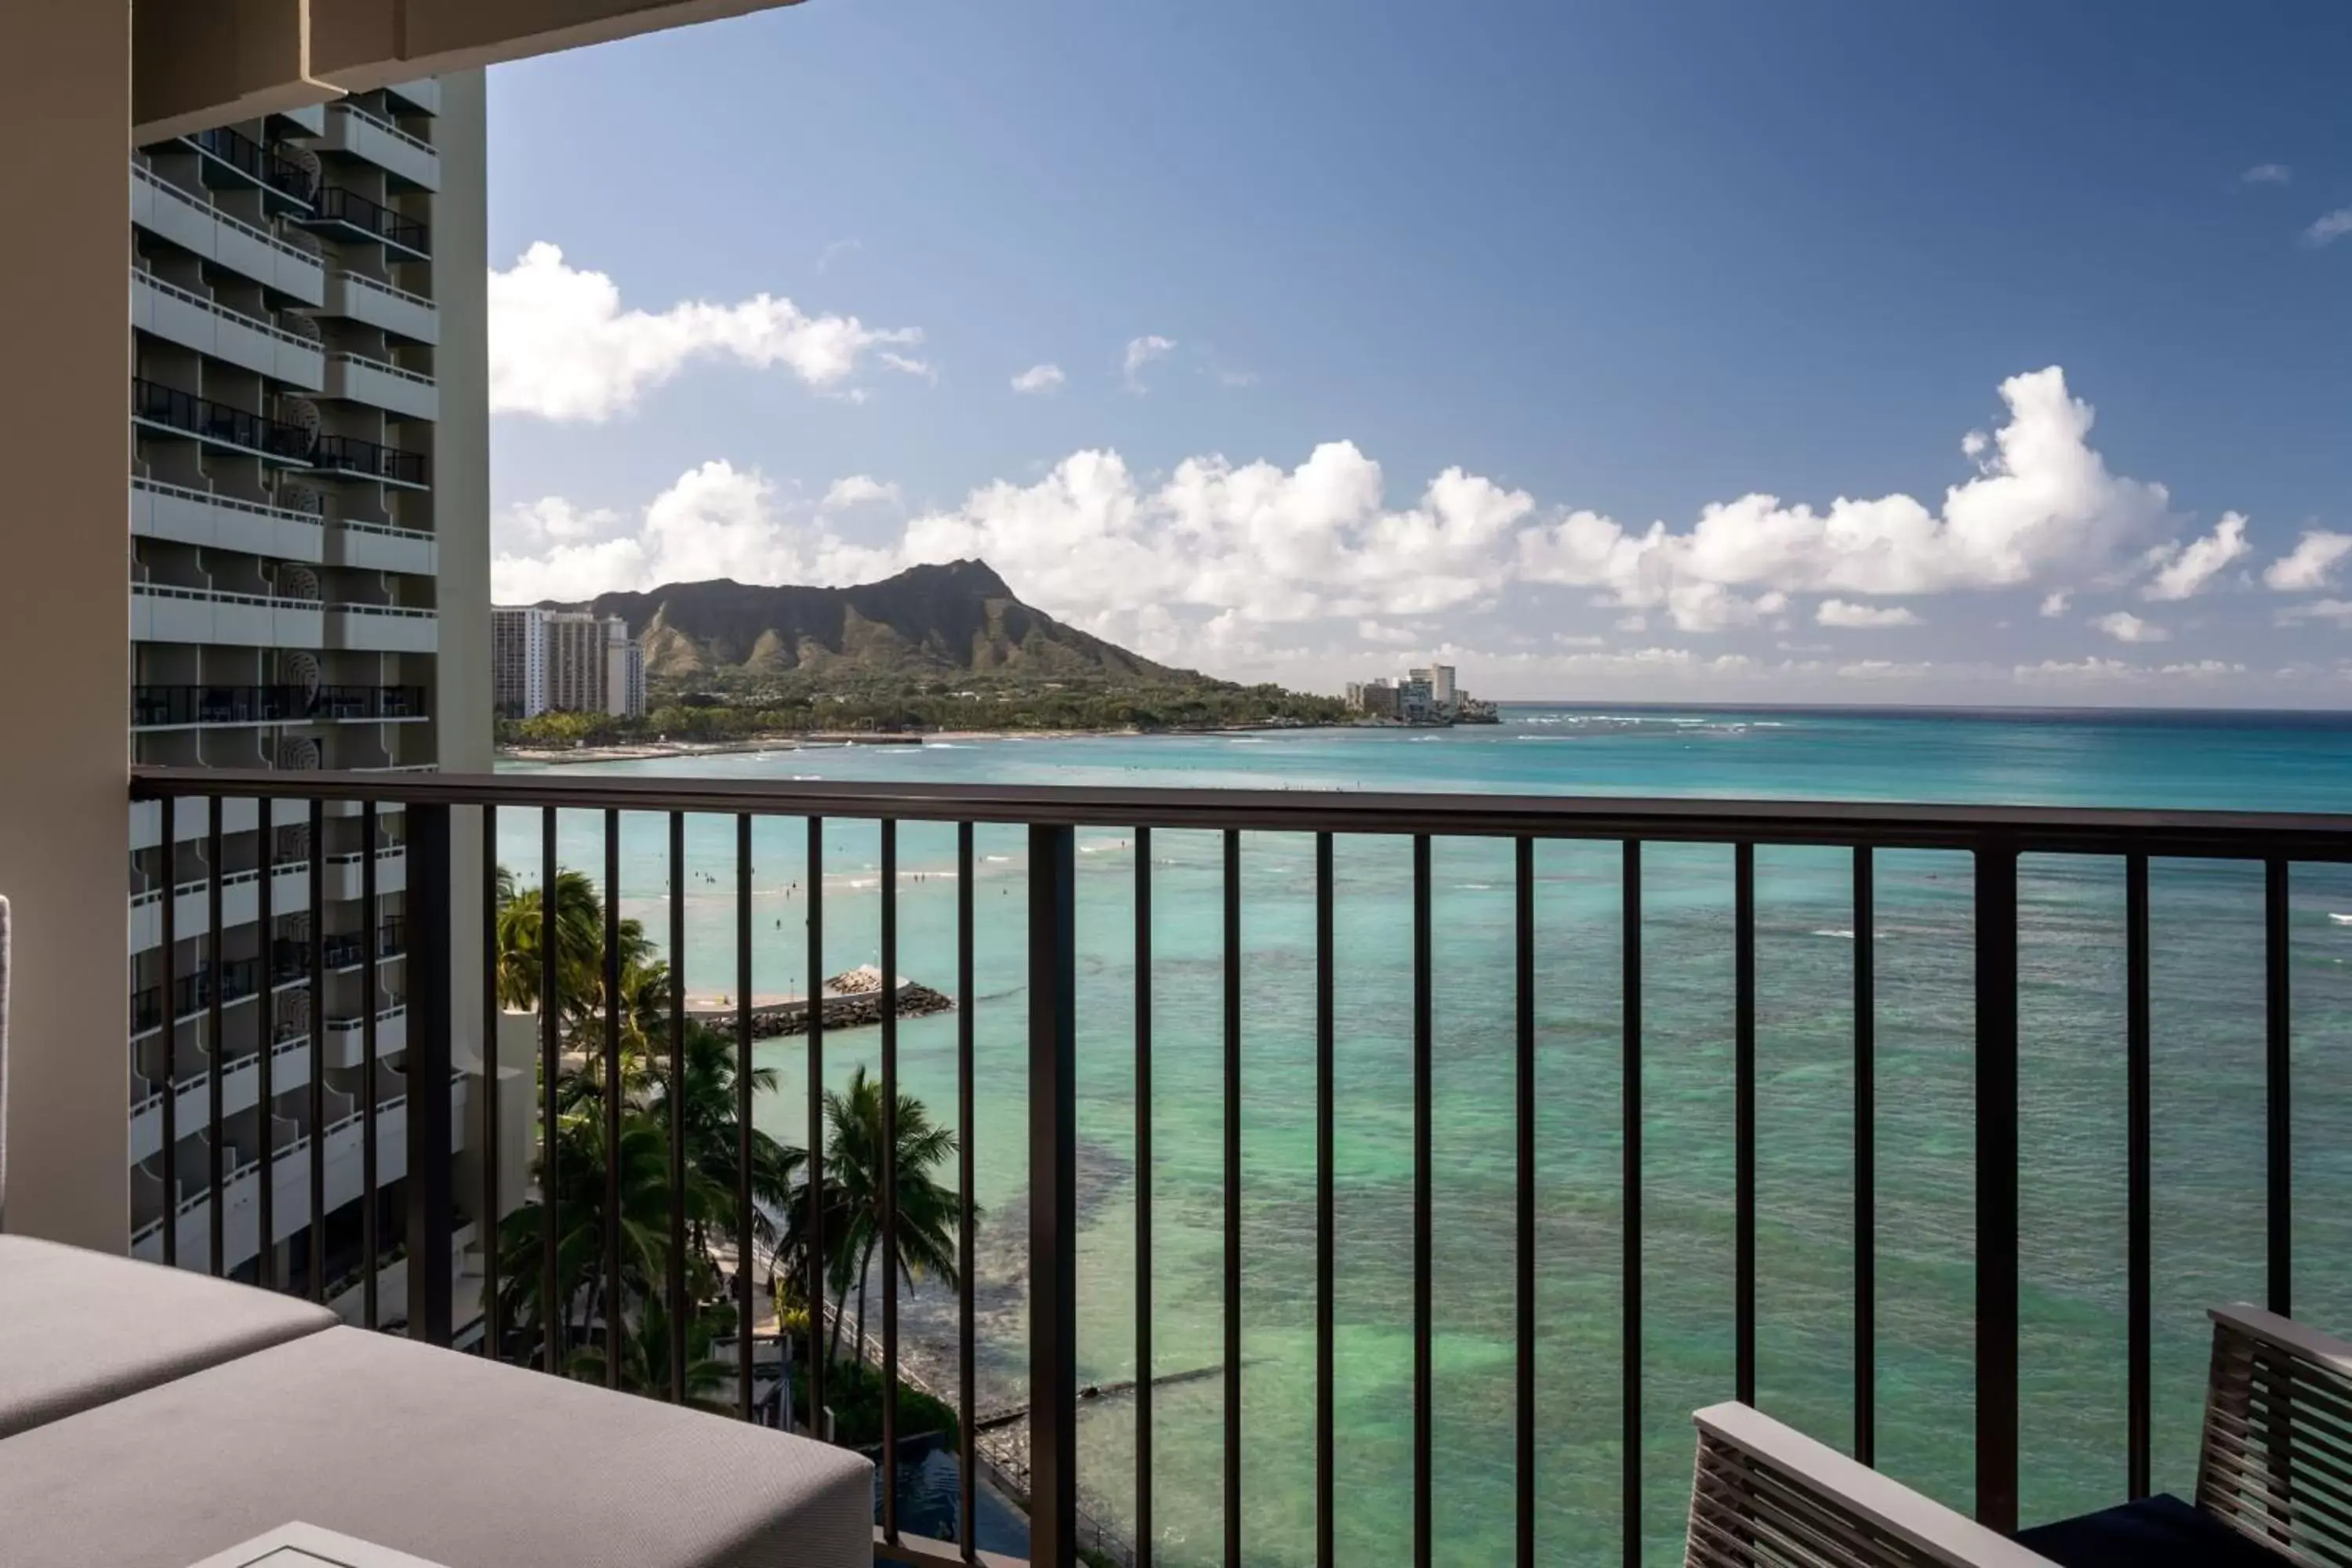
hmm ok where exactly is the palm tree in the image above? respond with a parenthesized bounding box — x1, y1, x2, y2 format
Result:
(658, 1021, 803, 1281)
(566, 1290, 738, 1410)
(492, 868, 608, 1014)
(820, 1065, 965, 1369)
(495, 1105, 709, 1367)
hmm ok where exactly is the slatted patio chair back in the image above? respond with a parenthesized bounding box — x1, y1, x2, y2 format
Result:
(1689, 1402, 2058, 1568)
(2198, 1304, 2352, 1567)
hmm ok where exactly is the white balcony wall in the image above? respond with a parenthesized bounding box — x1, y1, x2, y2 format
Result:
(321, 105, 441, 191)
(324, 604, 437, 655)
(130, 1080, 472, 1270)
(132, 585, 325, 649)
(129, 858, 314, 953)
(323, 847, 407, 903)
(132, 477, 324, 563)
(132, 273, 324, 390)
(321, 354, 438, 421)
(325, 521, 437, 576)
(320, 1006, 409, 1071)
(383, 78, 441, 115)
(131, 165, 325, 305)
(130, 1033, 307, 1164)
(321, 270, 437, 344)
(129, 797, 317, 852)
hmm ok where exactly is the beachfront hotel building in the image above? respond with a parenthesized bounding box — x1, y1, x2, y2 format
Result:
(493, 605, 647, 718)
(127, 77, 499, 1321)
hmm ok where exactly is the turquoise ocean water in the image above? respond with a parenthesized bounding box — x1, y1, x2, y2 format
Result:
(497, 705, 2352, 1564)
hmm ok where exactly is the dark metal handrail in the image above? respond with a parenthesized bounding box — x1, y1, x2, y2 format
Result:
(125, 764, 2341, 1563)
(133, 379, 314, 461)
(309, 434, 428, 487)
(307, 184, 430, 255)
(129, 765, 2352, 861)
(132, 686, 427, 727)
(183, 125, 316, 205)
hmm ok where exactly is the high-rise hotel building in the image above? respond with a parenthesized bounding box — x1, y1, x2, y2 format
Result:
(127, 79, 492, 1319)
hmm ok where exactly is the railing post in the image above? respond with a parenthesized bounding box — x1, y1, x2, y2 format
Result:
(1974, 839, 2020, 1533)
(405, 801, 455, 1346)
(1029, 823, 1078, 1568)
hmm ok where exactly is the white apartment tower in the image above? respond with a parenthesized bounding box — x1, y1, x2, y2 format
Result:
(492, 606, 550, 717)
(128, 83, 471, 1307)
(498, 608, 645, 718)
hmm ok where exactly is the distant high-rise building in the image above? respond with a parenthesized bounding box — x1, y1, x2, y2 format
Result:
(495, 607, 644, 718)
(491, 606, 549, 717)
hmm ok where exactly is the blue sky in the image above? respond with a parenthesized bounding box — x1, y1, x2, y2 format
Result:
(485, 0, 2351, 703)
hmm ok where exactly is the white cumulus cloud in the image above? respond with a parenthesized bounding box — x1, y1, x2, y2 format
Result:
(490, 460, 901, 603)
(2264, 531, 2352, 592)
(2142, 511, 2249, 600)
(1817, 600, 1922, 629)
(2241, 164, 2292, 185)
(1122, 335, 1177, 391)
(2091, 610, 2169, 644)
(1011, 364, 1066, 394)
(2304, 209, 2352, 247)
(487, 241, 925, 421)
(2276, 599, 2352, 626)
(822, 475, 900, 510)
(489, 366, 2279, 680)
(1516, 367, 2172, 626)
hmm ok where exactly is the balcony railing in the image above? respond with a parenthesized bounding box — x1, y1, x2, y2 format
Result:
(181, 125, 317, 207)
(306, 433, 429, 487)
(132, 378, 314, 462)
(123, 764, 2352, 1566)
(132, 684, 427, 727)
(302, 184, 430, 257)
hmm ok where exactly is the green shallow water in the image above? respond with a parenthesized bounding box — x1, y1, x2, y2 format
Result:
(497, 706, 2352, 1564)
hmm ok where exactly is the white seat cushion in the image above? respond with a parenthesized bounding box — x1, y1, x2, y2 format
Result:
(0, 1324, 875, 1568)
(0, 1233, 336, 1439)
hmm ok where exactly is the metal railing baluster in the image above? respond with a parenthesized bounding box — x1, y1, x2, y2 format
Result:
(540, 808, 561, 1374)
(806, 817, 827, 1432)
(735, 814, 754, 1422)
(1854, 846, 1875, 1468)
(959, 819, 979, 1559)
(209, 794, 225, 1277)
(1029, 823, 1078, 1568)
(668, 811, 688, 1403)
(1622, 838, 1642, 1568)
(881, 818, 901, 1540)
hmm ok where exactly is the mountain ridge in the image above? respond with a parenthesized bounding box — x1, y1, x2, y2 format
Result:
(541, 559, 1207, 688)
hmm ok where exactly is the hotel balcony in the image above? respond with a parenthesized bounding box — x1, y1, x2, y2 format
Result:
(129, 1072, 469, 1271)
(127, 846, 401, 953)
(320, 270, 437, 345)
(323, 602, 438, 655)
(131, 684, 428, 729)
(299, 433, 429, 488)
(130, 164, 325, 305)
(318, 103, 441, 192)
(322, 518, 437, 575)
(176, 124, 316, 213)
(130, 477, 325, 562)
(321, 352, 438, 422)
(383, 78, 442, 117)
(296, 185, 430, 262)
(132, 270, 325, 387)
(92, 762, 2352, 1568)
(130, 583, 325, 651)
(132, 378, 314, 464)
(129, 936, 406, 1163)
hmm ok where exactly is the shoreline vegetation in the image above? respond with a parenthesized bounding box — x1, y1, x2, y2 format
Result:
(496, 673, 1358, 763)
